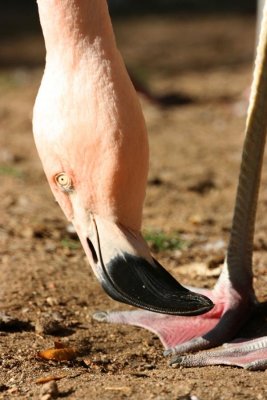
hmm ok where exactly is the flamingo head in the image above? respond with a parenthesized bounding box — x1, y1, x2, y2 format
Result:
(32, 30, 213, 316)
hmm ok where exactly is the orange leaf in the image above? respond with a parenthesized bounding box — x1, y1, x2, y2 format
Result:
(37, 346, 77, 362)
(35, 375, 66, 384)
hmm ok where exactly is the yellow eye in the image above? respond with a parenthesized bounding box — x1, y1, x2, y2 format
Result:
(55, 173, 73, 191)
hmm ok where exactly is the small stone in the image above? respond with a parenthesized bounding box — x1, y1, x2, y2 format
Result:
(46, 297, 58, 307)
(39, 381, 59, 400)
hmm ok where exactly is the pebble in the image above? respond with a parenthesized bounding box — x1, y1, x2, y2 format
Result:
(39, 381, 59, 400)
(46, 297, 59, 307)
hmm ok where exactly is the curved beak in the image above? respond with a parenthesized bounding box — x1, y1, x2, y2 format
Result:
(74, 214, 213, 316)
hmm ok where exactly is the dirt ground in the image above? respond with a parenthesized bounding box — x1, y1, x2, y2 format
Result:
(0, 13, 267, 400)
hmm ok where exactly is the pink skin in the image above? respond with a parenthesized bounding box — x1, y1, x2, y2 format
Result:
(34, 0, 267, 369)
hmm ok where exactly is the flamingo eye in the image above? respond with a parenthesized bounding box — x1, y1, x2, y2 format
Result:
(55, 173, 73, 191)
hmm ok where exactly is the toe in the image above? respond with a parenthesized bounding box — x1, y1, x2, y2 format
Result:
(92, 311, 110, 322)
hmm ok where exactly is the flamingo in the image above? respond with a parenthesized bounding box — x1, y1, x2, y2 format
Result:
(33, 0, 267, 369)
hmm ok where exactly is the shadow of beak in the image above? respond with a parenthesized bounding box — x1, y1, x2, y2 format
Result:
(76, 215, 213, 316)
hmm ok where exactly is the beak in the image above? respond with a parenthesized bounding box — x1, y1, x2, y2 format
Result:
(74, 214, 213, 316)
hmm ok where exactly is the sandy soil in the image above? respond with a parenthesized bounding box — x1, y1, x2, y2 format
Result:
(0, 13, 267, 400)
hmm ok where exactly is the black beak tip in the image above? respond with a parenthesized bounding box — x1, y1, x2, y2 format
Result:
(185, 293, 214, 314)
(98, 253, 214, 316)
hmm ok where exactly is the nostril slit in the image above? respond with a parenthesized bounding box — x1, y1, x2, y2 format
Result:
(87, 238, 98, 263)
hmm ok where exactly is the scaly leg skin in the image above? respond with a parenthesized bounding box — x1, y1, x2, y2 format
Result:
(93, 267, 255, 355)
(95, 300, 267, 370)
(171, 337, 267, 371)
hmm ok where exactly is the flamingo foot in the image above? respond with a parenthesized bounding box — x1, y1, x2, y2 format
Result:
(93, 294, 222, 350)
(170, 337, 267, 370)
(92, 276, 264, 368)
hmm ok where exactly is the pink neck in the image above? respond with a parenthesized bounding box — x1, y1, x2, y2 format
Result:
(37, 0, 114, 60)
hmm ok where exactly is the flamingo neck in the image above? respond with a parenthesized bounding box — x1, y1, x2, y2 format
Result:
(35, 0, 149, 233)
(37, 0, 114, 63)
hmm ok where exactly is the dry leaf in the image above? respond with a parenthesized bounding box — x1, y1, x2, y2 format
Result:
(35, 375, 66, 385)
(37, 342, 77, 362)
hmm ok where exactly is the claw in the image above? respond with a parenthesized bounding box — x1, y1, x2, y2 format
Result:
(92, 311, 109, 322)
